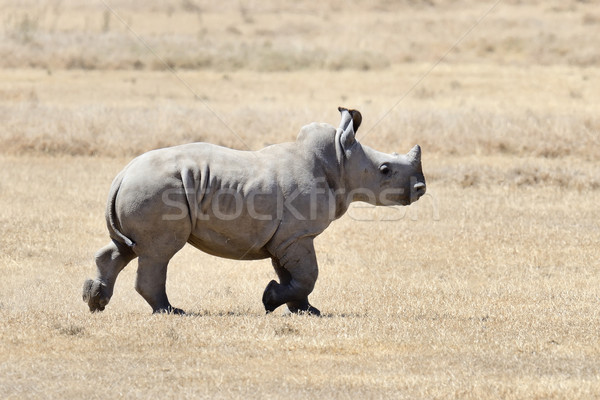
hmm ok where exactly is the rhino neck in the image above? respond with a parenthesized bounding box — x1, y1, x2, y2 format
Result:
(295, 123, 354, 220)
(333, 135, 381, 215)
(341, 145, 382, 206)
(320, 139, 351, 220)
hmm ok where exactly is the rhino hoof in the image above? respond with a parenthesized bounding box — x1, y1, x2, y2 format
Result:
(262, 280, 280, 314)
(153, 306, 185, 315)
(305, 306, 321, 316)
(288, 304, 321, 317)
(83, 279, 109, 313)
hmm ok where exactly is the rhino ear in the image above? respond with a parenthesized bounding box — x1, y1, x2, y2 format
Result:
(349, 109, 362, 133)
(337, 106, 358, 154)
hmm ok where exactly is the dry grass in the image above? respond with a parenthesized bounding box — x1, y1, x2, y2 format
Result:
(1, 0, 600, 399)
(1, 155, 598, 399)
(1, 0, 599, 71)
(1, 65, 599, 162)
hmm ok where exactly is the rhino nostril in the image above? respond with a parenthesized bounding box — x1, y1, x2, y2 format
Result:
(413, 182, 426, 195)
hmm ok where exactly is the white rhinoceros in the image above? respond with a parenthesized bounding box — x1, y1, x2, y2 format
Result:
(83, 107, 426, 315)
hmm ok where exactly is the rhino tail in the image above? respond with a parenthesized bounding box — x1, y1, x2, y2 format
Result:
(106, 171, 136, 248)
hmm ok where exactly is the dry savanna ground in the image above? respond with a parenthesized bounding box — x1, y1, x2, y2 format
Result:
(1, 0, 600, 398)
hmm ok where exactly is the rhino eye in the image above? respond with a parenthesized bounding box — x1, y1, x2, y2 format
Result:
(379, 164, 390, 175)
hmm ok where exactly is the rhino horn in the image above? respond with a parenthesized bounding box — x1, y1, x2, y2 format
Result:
(407, 144, 421, 163)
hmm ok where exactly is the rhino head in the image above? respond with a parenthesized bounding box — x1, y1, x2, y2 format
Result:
(336, 107, 426, 207)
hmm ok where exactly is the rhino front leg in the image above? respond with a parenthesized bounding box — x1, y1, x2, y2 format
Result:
(269, 259, 320, 315)
(83, 240, 136, 312)
(135, 256, 184, 314)
(263, 238, 320, 316)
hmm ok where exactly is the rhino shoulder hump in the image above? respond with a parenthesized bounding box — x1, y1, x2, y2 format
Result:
(296, 122, 336, 143)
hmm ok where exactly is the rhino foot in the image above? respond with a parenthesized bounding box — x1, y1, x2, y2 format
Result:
(262, 280, 280, 314)
(83, 279, 110, 312)
(153, 306, 186, 315)
(287, 303, 321, 317)
(263, 280, 321, 316)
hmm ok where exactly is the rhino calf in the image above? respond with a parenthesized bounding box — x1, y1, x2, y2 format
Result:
(83, 107, 426, 315)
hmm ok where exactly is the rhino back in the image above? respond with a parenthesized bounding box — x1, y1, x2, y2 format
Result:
(189, 140, 334, 259)
(114, 127, 342, 260)
(184, 144, 283, 259)
(168, 143, 285, 260)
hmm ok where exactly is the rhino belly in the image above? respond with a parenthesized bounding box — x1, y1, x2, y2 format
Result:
(187, 220, 277, 260)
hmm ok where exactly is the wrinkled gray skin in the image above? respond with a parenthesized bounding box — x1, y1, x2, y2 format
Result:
(83, 107, 426, 315)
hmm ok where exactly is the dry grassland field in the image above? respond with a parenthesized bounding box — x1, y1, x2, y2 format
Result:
(1, 0, 600, 398)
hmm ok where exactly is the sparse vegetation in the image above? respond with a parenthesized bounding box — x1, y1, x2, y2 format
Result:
(0, 0, 599, 399)
(0, 0, 599, 71)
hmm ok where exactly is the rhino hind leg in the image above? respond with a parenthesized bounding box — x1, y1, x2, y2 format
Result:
(83, 240, 136, 312)
(135, 256, 184, 314)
